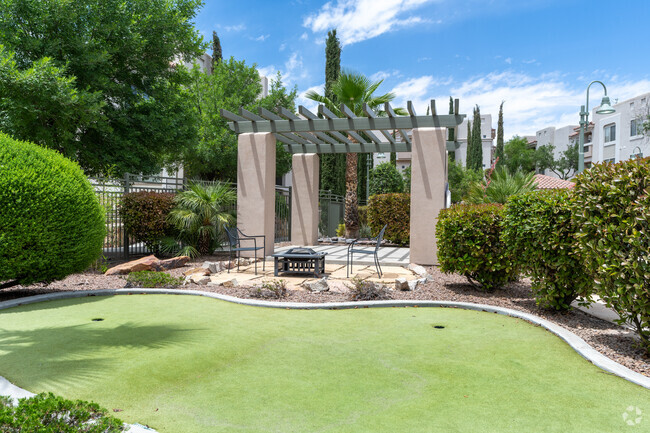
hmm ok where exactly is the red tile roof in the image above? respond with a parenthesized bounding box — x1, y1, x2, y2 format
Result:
(533, 174, 575, 190)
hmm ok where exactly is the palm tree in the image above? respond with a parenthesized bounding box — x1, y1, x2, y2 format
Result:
(305, 70, 405, 237)
(465, 168, 537, 204)
(167, 182, 236, 257)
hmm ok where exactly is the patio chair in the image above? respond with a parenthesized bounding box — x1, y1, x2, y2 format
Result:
(346, 224, 387, 278)
(224, 226, 266, 275)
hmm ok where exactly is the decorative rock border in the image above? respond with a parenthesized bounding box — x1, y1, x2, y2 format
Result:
(1, 288, 648, 397)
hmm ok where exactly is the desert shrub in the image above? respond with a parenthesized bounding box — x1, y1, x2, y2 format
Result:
(571, 158, 650, 352)
(0, 392, 124, 432)
(0, 133, 105, 284)
(250, 280, 287, 299)
(369, 162, 404, 196)
(502, 190, 592, 310)
(465, 167, 536, 204)
(125, 270, 183, 288)
(120, 191, 176, 255)
(437, 204, 516, 291)
(347, 277, 391, 301)
(367, 193, 410, 245)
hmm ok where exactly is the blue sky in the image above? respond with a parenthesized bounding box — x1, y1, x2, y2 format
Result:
(195, 0, 650, 139)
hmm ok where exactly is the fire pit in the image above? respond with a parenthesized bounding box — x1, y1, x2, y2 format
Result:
(271, 248, 327, 277)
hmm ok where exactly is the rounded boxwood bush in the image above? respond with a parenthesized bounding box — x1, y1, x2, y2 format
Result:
(369, 162, 404, 196)
(436, 203, 517, 291)
(0, 133, 105, 284)
(502, 190, 592, 310)
(571, 158, 650, 353)
(367, 193, 410, 245)
(120, 191, 176, 255)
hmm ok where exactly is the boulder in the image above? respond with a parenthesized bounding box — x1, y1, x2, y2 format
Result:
(157, 256, 190, 270)
(183, 267, 209, 277)
(395, 277, 409, 291)
(202, 261, 224, 273)
(105, 255, 191, 276)
(303, 277, 329, 292)
(326, 280, 350, 294)
(105, 255, 160, 276)
(408, 264, 429, 278)
(408, 278, 427, 291)
(192, 275, 210, 285)
(223, 278, 239, 288)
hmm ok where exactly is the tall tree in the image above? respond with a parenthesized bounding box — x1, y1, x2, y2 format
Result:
(306, 71, 405, 237)
(0, 0, 204, 175)
(183, 61, 296, 181)
(467, 105, 483, 171)
(212, 31, 222, 68)
(320, 29, 345, 196)
(495, 101, 505, 168)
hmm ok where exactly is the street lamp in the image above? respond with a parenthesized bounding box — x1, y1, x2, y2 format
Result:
(578, 81, 616, 173)
(631, 146, 643, 160)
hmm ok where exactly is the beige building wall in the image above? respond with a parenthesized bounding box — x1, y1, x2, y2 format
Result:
(236, 132, 276, 256)
(291, 153, 319, 245)
(409, 127, 447, 265)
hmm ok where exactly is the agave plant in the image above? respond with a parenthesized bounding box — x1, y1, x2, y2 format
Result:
(465, 168, 537, 204)
(165, 182, 236, 257)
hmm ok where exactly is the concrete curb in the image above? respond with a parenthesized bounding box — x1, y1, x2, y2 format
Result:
(1, 288, 648, 391)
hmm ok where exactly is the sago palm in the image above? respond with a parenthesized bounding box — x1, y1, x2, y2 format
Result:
(465, 168, 537, 204)
(167, 181, 236, 257)
(305, 70, 405, 238)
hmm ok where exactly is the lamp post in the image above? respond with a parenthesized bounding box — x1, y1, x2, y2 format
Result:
(631, 146, 643, 160)
(578, 81, 616, 173)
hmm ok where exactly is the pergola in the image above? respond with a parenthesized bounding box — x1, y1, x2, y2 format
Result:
(220, 100, 465, 265)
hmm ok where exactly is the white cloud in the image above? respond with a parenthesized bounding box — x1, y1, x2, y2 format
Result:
(388, 71, 650, 139)
(304, 0, 437, 45)
(300, 32, 309, 41)
(221, 23, 246, 32)
(257, 52, 310, 86)
(505, 57, 512, 65)
(279, 43, 286, 51)
(255, 34, 270, 42)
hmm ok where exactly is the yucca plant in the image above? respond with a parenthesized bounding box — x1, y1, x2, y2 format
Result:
(465, 167, 537, 204)
(165, 182, 236, 257)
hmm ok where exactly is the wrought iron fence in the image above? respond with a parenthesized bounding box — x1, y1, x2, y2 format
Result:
(319, 191, 345, 237)
(90, 174, 291, 258)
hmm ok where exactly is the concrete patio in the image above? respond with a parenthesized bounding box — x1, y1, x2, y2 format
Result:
(272, 244, 410, 266)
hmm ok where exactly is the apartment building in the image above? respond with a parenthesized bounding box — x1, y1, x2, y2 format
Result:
(532, 92, 649, 178)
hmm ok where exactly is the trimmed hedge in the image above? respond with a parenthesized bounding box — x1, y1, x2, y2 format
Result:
(120, 191, 176, 255)
(0, 133, 105, 284)
(0, 392, 124, 432)
(437, 204, 516, 291)
(367, 193, 410, 245)
(502, 190, 592, 310)
(572, 158, 650, 352)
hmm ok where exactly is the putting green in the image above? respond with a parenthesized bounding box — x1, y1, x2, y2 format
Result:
(0, 295, 648, 432)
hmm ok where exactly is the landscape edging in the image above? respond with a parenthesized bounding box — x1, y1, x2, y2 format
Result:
(0, 288, 648, 390)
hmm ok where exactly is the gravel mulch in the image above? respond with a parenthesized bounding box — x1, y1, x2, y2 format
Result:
(2, 257, 648, 378)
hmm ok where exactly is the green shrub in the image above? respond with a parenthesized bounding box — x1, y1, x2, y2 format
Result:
(571, 158, 650, 352)
(0, 392, 124, 432)
(120, 191, 176, 255)
(0, 133, 105, 284)
(357, 205, 368, 226)
(369, 162, 404, 196)
(437, 204, 516, 291)
(402, 166, 411, 193)
(502, 190, 592, 310)
(125, 270, 184, 288)
(367, 193, 410, 245)
(448, 158, 482, 203)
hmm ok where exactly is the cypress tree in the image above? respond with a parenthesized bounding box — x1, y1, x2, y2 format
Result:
(495, 101, 504, 168)
(211, 31, 222, 68)
(320, 29, 345, 196)
(468, 105, 483, 171)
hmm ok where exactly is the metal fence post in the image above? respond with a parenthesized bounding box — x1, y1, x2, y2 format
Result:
(122, 173, 130, 259)
(288, 186, 292, 242)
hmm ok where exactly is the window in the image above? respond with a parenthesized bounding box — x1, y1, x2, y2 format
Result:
(603, 158, 615, 164)
(631, 119, 641, 137)
(604, 124, 616, 143)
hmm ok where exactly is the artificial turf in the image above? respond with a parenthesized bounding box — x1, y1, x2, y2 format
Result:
(0, 294, 648, 432)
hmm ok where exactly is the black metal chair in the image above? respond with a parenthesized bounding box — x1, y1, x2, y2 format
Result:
(347, 224, 387, 278)
(224, 226, 266, 275)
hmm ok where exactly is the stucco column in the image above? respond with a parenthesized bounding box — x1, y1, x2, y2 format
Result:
(291, 153, 319, 245)
(409, 127, 447, 265)
(237, 132, 276, 257)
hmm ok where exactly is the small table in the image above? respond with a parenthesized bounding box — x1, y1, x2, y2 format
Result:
(271, 248, 327, 277)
